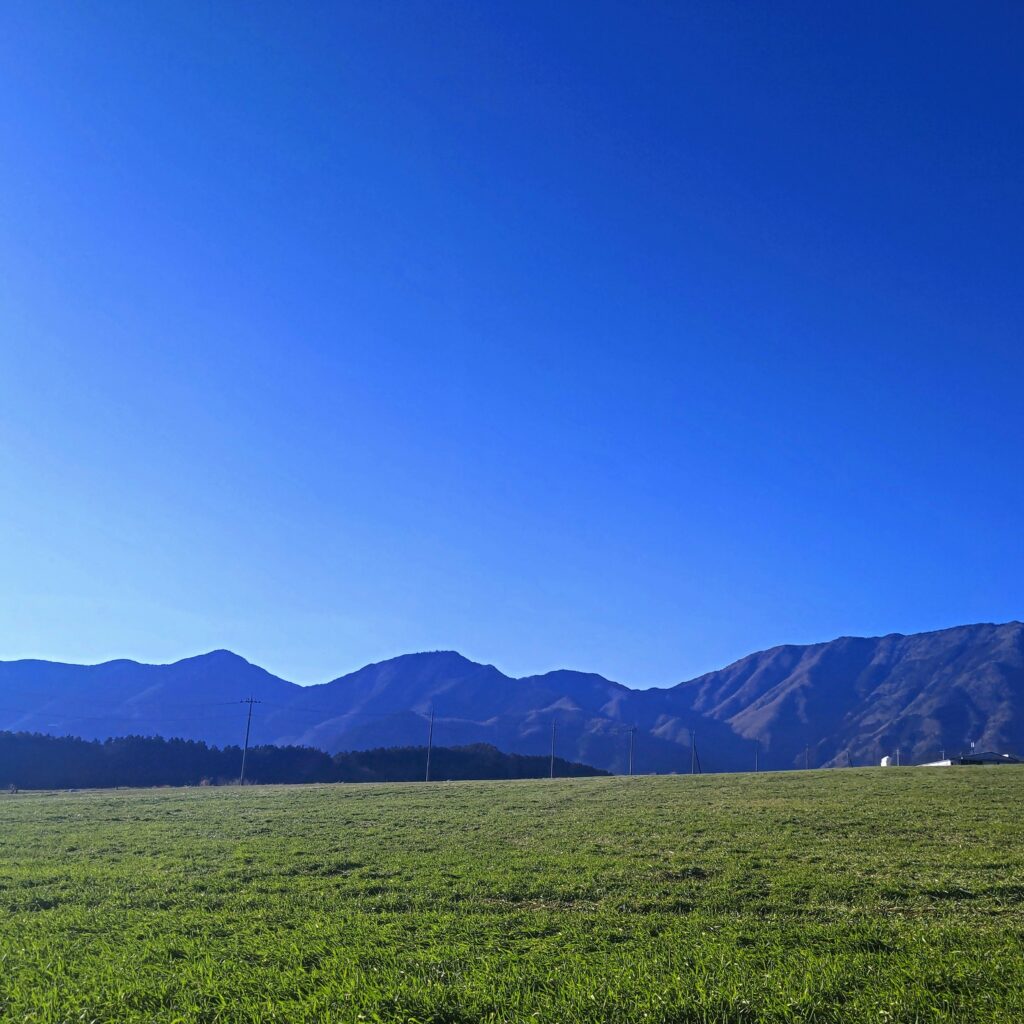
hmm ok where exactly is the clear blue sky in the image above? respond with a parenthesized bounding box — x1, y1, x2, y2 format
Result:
(1, 2, 1021, 687)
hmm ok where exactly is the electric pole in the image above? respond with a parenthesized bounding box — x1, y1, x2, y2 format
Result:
(549, 720, 557, 779)
(425, 706, 435, 782)
(628, 727, 635, 776)
(804, 745, 810, 771)
(239, 697, 261, 786)
(754, 738, 759, 773)
(690, 729, 696, 775)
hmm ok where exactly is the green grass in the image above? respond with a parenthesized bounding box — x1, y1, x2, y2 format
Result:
(1, 769, 1022, 1023)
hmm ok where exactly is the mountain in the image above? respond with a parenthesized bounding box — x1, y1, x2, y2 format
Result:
(0, 650, 297, 748)
(0, 621, 1021, 772)
(678, 621, 1024, 768)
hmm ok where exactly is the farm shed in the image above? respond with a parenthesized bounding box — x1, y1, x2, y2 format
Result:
(958, 751, 1021, 765)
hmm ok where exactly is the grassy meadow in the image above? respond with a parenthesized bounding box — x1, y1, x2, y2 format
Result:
(1, 769, 1022, 1023)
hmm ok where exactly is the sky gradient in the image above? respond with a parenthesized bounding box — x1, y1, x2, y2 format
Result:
(1, 2, 1022, 687)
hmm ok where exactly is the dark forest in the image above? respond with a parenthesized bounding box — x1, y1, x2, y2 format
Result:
(0, 731, 606, 790)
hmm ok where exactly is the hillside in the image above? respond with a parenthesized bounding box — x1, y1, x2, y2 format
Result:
(0, 621, 1021, 771)
(679, 621, 1024, 767)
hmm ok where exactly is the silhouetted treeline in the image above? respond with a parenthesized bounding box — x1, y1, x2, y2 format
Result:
(0, 732, 607, 790)
(332, 744, 606, 782)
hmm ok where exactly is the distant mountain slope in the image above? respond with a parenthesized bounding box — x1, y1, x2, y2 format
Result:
(1, 621, 1021, 772)
(678, 621, 1024, 767)
(0, 650, 298, 748)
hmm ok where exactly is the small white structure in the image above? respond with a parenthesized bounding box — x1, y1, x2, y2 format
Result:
(880, 755, 894, 767)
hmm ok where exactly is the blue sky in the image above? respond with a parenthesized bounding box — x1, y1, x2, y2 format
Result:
(1, 2, 1021, 687)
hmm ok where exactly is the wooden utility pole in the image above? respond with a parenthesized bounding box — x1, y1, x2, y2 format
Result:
(549, 721, 557, 779)
(239, 697, 261, 785)
(690, 729, 696, 775)
(425, 706, 434, 782)
(628, 727, 636, 776)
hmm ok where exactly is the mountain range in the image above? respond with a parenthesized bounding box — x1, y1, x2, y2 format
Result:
(1, 621, 1021, 772)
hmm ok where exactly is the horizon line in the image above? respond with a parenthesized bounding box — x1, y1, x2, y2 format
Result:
(0, 618, 1019, 691)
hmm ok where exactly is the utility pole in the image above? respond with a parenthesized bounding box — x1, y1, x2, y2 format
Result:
(804, 745, 810, 771)
(239, 697, 261, 786)
(690, 729, 696, 775)
(628, 727, 636, 776)
(425, 706, 434, 782)
(754, 738, 759, 773)
(896, 747, 901, 767)
(549, 720, 557, 779)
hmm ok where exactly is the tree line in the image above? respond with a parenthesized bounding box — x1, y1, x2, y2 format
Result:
(0, 731, 607, 790)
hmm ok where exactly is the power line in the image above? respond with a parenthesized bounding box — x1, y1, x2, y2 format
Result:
(0, 693, 243, 711)
(0, 698, 627, 748)
(0, 694, 850, 775)
(258, 701, 428, 719)
(256, 702, 639, 736)
(0, 704, 244, 725)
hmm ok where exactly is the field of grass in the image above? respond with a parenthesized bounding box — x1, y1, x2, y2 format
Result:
(1, 769, 1022, 1023)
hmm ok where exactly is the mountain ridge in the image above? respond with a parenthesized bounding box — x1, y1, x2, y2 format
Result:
(1, 620, 1021, 772)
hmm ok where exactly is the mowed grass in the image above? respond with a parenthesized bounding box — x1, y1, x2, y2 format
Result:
(1, 770, 1023, 1023)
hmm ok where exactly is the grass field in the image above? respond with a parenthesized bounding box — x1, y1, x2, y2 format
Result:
(1, 770, 1022, 1023)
